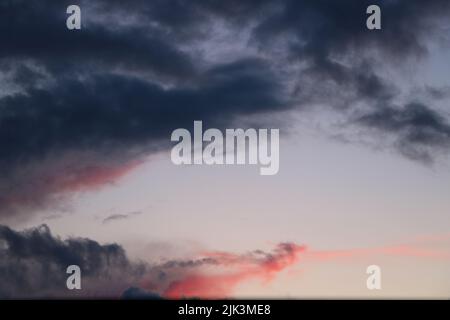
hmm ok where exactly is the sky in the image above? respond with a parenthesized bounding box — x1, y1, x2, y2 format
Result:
(0, 0, 450, 299)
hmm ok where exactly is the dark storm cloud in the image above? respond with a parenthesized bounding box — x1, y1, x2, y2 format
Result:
(1, 0, 450, 219)
(0, 58, 286, 218)
(0, 224, 146, 298)
(83, 0, 450, 136)
(249, 0, 450, 162)
(249, 0, 446, 105)
(253, 0, 443, 56)
(0, 62, 284, 164)
(0, 0, 195, 80)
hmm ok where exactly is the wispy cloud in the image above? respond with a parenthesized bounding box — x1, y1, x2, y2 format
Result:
(102, 211, 143, 224)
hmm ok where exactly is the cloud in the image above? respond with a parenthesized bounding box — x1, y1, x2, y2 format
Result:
(0, 224, 146, 298)
(0, 1, 196, 81)
(356, 102, 450, 163)
(1, 224, 449, 299)
(119, 237, 450, 299)
(102, 211, 142, 224)
(0, 60, 287, 219)
(0, 154, 141, 221)
(2, 0, 450, 220)
(0, 223, 305, 299)
(162, 243, 306, 299)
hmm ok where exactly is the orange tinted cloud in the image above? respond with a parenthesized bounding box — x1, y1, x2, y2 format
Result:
(0, 158, 141, 220)
(55, 161, 140, 192)
(160, 237, 450, 299)
(163, 243, 306, 299)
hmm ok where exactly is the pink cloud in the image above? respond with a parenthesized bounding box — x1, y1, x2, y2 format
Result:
(163, 243, 306, 299)
(155, 236, 450, 299)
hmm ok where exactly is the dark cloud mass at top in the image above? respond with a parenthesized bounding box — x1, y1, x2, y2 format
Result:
(1, 0, 450, 219)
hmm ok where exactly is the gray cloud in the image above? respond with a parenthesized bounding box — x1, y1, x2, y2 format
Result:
(356, 102, 450, 163)
(0, 223, 203, 298)
(0, 224, 146, 298)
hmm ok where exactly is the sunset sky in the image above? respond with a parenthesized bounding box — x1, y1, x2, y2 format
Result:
(1, 0, 450, 299)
